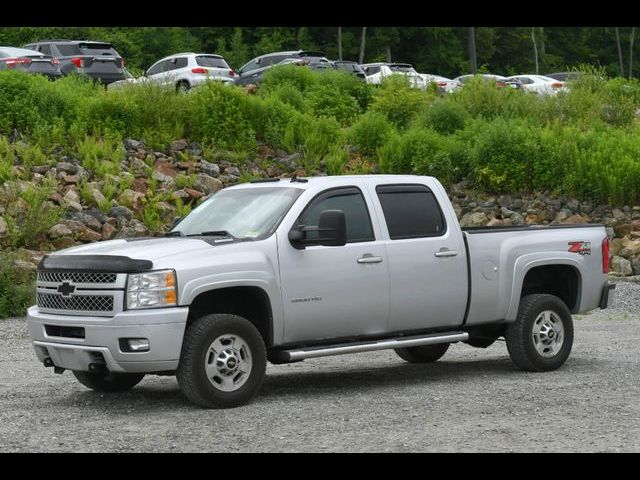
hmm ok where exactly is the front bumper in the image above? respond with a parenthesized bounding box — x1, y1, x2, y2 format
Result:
(600, 281, 616, 309)
(27, 305, 189, 373)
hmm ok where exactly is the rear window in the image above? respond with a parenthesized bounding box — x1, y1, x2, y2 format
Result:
(56, 43, 118, 57)
(196, 56, 229, 68)
(388, 64, 415, 73)
(376, 185, 446, 239)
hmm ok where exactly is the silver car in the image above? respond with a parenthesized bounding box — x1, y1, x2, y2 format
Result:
(143, 52, 236, 91)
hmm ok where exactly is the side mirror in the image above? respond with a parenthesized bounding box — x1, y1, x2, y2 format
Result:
(288, 209, 347, 249)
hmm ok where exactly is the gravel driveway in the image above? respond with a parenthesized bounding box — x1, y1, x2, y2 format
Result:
(2, 281, 639, 452)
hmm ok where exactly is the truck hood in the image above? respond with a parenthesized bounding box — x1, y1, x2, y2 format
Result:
(48, 237, 224, 265)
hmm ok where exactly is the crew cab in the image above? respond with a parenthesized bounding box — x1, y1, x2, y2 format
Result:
(27, 175, 615, 408)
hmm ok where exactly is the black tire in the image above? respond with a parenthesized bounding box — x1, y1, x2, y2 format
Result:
(465, 336, 497, 349)
(176, 81, 190, 93)
(73, 371, 145, 392)
(505, 294, 574, 372)
(177, 313, 266, 409)
(395, 343, 450, 363)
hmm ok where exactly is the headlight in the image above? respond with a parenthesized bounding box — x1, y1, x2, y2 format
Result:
(126, 270, 177, 310)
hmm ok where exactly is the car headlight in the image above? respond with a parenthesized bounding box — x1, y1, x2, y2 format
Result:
(126, 270, 177, 309)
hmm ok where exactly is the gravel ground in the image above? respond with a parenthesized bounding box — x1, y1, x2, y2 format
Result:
(1, 281, 639, 452)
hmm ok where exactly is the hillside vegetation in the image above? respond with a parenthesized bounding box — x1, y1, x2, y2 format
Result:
(2, 66, 640, 315)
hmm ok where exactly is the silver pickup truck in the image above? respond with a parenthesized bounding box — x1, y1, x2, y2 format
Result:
(27, 175, 615, 408)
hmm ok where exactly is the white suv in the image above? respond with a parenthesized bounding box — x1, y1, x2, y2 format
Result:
(143, 52, 236, 91)
(361, 63, 428, 89)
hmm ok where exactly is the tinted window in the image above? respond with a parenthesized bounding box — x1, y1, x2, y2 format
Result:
(240, 58, 260, 73)
(376, 185, 446, 239)
(261, 55, 283, 67)
(196, 56, 229, 68)
(167, 57, 187, 71)
(364, 66, 380, 75)
(38, 45, 52, 56)
(55, 44, 82, 56)
(299, 188, 374, 244)
(147, 60, 168, 76)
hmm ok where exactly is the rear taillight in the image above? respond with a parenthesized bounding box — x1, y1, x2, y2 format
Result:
(51, 57, 60, 65)
(437, 81, 448, 86)
(602, 237, 611, 273)
(70, 57, 84, 68)
(3, 57, 32, 67)
(551, 82, 564, 88)
(229, 69, 235, 77)
(191, 67, 207, 74)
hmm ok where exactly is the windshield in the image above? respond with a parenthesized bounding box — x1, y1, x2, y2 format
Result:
(172, 187, 302, 240)
(389, 64, 417, 73)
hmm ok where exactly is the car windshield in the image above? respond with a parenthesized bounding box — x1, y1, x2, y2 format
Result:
(196, 56, 229, 68)
(172, 187, 302, 240)
(389, 64, 417, 73)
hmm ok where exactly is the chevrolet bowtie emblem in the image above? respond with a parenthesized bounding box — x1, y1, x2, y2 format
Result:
(57, 282, 76, 297)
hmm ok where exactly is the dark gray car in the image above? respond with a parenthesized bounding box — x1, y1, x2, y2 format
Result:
(333, 60, 367, 80)
(234, 50, 331, 86)
(0, 46, 62, 79)
(22, 40, 125, 85)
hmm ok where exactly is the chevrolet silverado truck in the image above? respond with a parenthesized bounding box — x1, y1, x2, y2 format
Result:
(27, 175, 615, 408)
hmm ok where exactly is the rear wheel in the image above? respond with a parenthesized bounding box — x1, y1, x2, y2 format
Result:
(505, 294, 574, 372)
(176, 81, 191, 93)
(73, 371, 145, 392)
(395, 343, 450, 363)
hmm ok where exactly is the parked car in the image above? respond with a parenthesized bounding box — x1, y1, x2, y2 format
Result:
(333, 60, 367, 80)
(22, 40, 125, 85)
(235, 50, 332, 86)
(105, 67, 138, 90)
(507, 74, 567, 95)
(361, 62, 428, 89)
(545, 72, 583, 82)
(142, 53, 235, 91)
(420, 73, 460, 93)
(27, 174, 614, 408)
(0, 46, 62, 79)
(454, 74, 523, 89)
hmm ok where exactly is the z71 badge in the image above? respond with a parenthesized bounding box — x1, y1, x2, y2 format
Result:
(568, 241, 591, 255)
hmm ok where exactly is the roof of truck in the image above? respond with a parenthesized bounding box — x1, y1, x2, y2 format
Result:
(233, 174, 437, 190)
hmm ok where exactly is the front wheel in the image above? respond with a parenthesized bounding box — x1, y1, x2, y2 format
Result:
(505, 294, 574, 372)
(177, 313, 266, 408)
(73, 371, 145, 392)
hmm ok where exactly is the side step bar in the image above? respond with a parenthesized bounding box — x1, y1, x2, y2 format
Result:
(277, 331, 469, 362)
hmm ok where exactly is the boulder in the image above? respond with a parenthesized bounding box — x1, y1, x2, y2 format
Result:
(56, 162, 79, 175)
(77, 227, 102, 242)
(101, 222, 117, 240)
(201, 160, 220, 177)
(610, 255, 632, 276)
(61, 189, 82, 212)
(194, 173, 223, 195)
(561, 214, 590, 225)
(118, 189, 145, 211)
(619, 239, 640, 258)
(171, 139, 189, 152)
(154, 159, 178, 178)
(109, 205, 133, 222)
(48, 223, 73, 239)
(224, 166, 241, 177)
(459, 212, 490, 228)
(614, 223, 633, 238)
(611, 237, 624, 256)
(124, 138, 143, 150)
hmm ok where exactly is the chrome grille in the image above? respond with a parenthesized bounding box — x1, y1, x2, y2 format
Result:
(37, 293, 114, 313)
(37, 272, 118, 285)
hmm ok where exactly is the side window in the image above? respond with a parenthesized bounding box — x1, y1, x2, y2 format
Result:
(376, 185, 446, 239)
(518, 76, 533, 85)
(168, 57, 187, 70)
(240, 59, 259, 74)
(38, 44, 52, 56)
(147, 60, 167, 76)
(298, 188, 375, 244)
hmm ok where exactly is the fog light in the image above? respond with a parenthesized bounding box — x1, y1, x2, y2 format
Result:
(120, 338, 150, 352)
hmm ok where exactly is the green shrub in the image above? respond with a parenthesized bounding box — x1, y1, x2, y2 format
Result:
(370, 75, 433, 129)
(415, 98, 469, 135)
(306, 84, 361, 126)
(346, 111, 395, 155)
(0, 252, 35, 319)
(188, 82, 257, 152)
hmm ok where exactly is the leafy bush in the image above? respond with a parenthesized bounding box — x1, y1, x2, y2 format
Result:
(370, 75, 434, 129)
(347, 111, 395, 155)
(0, 252, 35, 318)
(306, 84, 361, 126)
(414, 98, 469, 135)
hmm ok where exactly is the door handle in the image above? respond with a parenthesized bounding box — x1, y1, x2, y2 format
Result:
(357, 254, 383, 264)
(434, 249, 459, 258)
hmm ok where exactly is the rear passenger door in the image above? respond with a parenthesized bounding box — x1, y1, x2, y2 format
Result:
(373, 184, 468, 332)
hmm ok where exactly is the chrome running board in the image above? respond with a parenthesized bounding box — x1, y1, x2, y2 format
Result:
(278, 331, 469, 362)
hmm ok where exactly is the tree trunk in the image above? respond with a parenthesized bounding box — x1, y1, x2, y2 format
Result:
(630, 27, 636, 79)
(338, 27, 342, 61)
(467, 27, 477, 74)
(532, 27, 539, 75)
(386, 45, 392, 63)
(616, 27, 624, 76)
(539, 27, 546, 55)
(359, 27, 367, 64)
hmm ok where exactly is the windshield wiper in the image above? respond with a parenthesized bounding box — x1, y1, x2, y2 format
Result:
(165, 230, 185, 237)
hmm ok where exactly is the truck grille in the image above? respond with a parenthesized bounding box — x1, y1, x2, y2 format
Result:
(37, 292, 114, 313)
(37, 272, 118, 285)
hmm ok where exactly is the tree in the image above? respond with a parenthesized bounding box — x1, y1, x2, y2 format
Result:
(468, 27, 477, 73)
(615, 27, 625, 76)
(630, 27, 636, 78)
(338, 27, 342, 61)
(359, 27, 367, 64)
(532, 27, 539, 74)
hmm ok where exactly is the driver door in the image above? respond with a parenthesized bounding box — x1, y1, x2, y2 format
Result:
(277, 187, 390, 344)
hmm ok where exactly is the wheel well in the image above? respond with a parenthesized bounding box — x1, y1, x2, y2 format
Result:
(176, 80, 190, 90)
(521, 265, 580, 312)
(188, 287, 273, 346)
